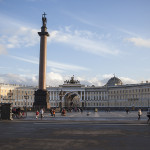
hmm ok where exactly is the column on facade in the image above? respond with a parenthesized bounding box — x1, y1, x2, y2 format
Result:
(80, 91, 82, 101)
(87, 92, 88, 100)
(50, 91, 52, 101)
(90, 92, 92, 100)
(56, 91, 58, 101)
(84, 91, 85, 100)
(53, 91, 54, 100)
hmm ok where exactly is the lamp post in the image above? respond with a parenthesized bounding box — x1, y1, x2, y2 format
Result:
(106, 85, 109, 111)
(0, 95, 2, 103)
(24, 93, 29, 117)
(59, 90, 63, 110)
(7, 90, 13, 104)
(148, 97, 150, 108)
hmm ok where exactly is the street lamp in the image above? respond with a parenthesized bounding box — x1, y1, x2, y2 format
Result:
(24, 93, 29, 117)
(7, 90, 13, 104)
(59, 90, 63, 110)
(0, 95, 3, 103)
(106, 85, 109, 111)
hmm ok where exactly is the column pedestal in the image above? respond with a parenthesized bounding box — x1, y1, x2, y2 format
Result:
(34, 89, 50, 110)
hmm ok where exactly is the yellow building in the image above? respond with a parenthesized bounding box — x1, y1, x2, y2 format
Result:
(0, 76, 150, 110)
(0, 84, 36, 109)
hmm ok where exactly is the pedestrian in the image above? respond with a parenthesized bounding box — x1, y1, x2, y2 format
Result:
(22, 111, 25, 117)
(36, 110, 39, 119)
(125, 108, 129, 114)
(40, 108, 44, 120)
(50, 109, 53, 116)
(147, 108, 150, 124)
(61, 109, 66, 116)
(19, 111, 23, 118)
(52, 109, 55, 117)
(138, 109, 142, 120)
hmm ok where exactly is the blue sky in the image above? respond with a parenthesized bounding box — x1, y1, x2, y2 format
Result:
(0, 0, 150, 86)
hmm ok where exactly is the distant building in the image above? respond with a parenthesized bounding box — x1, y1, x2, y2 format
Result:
(0, 83, 36, 109)
(0, 76, 150, 110)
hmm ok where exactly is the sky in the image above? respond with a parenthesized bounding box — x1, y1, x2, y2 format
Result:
(0, 0, 150, 87)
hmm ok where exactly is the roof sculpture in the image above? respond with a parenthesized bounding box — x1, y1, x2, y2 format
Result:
(64, 76, 80, 84)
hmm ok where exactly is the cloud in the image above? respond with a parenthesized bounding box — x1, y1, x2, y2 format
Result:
(0, 44, 7, 55)
(0, 13, 120, 56)
(0, 73, 38, 86)
(6, 27, 39, 48)
(63, 11, 105, 29)
(10, 55, 89, 72)
(120, 77, 137, 84)
(0, 72, 104, 87)
(0, 71, 140, 87)
(47, 60, 89, 71)
(0, 14, 39, 52)
(49, 28, 120, 56)
(47, 72, 64, 86)
(81, 77, 103, 86)
(126, 37, 150, 48)
(102, 73, 138, 84)
(102, 74, 114, 79)
(118, 28, 139, 37)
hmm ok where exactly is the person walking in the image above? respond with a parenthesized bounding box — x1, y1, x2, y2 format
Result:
(138, 109, 142, 120)
(52, 109, 55, 117)
(147, 108, 150, 124)
(36, 110, 39, 119)
(50, 109, 53, 117)
(125, 107, 129, 114)
(40, 108, 44, 120)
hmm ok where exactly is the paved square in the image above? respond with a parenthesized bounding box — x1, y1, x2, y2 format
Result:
(0, 111, 149, 150)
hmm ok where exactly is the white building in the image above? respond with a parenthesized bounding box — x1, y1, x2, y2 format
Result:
(48, 76, 150, 110)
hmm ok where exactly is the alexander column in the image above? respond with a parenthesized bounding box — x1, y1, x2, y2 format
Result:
(34, 13, 50, 109)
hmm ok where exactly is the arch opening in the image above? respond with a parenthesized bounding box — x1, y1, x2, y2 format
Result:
(64, 92, 80, 109)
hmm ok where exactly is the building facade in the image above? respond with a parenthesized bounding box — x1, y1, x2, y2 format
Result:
(0, 84, 36, 109)
(0, 76, 150, 110)
(48, 76, 150, 110)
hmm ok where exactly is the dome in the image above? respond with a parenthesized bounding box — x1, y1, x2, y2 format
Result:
(106, 76, 123, 86)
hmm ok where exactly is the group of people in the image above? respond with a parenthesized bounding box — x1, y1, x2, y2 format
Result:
(50, 109, 56, 117)
(36, 108, 44, 120)
(35, 108, 67, 119)
(125, 108, 142, 120)
(35, 108, 150, 123)
(12, 108, 25, 119)
(35, 108, 56, 119)
(137, 108, 150, 124)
